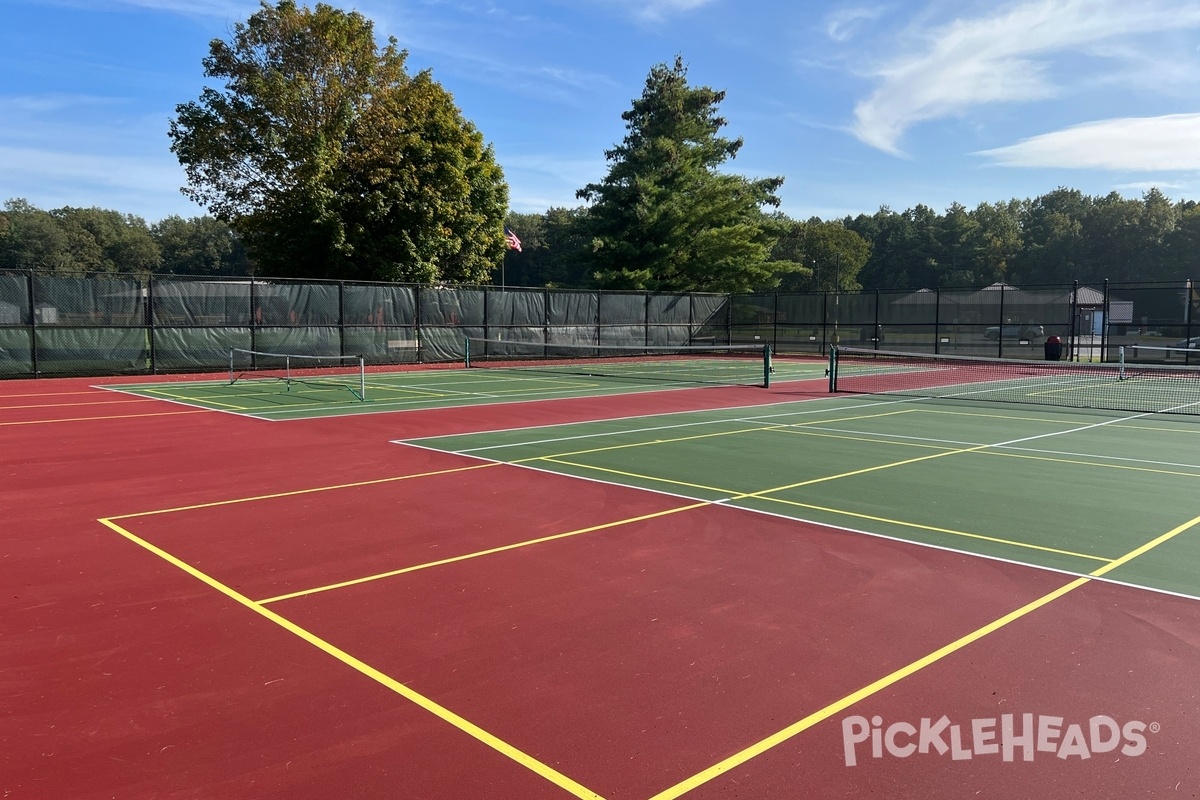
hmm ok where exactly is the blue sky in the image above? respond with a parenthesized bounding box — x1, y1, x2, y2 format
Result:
(5, 0, 1200, 224)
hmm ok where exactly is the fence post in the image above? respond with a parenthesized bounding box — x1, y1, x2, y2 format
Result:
(644, 292, 651, 349)
(820, 290, 828, 356)
(249, 275, 257, 367)
(27, 269, 38, 377)
(934, 287, 942, 354)
(772, 292, 779, 354)
(1102, 278, 1111, 362)
(873, 289, 881, 350)
(1069, 280, 1078, 361)
(482, 284, 489, 343)
(414, 284, 423, 364)
(997, 284, 1006, 358)
(147, 273, 156, 374)
(337, 281, 346, 358)
(1186, 279, 1195, 366)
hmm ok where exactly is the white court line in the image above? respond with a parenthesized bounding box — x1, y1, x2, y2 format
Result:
(398, 397, 914, 452)
(396, 439, 1200, 608)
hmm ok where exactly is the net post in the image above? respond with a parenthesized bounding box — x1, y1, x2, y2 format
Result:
(358, 355, 366, 401)
(464, 337, 471, 368)
(763, 343, 772, 388)
(228, 347, 235, 384)
(285, 355, 292, 391)
(828, 345, 838, 392)
(1118, 346, 1126, 380)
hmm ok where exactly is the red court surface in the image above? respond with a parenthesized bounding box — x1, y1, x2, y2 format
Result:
(4, 375, 1199, 799)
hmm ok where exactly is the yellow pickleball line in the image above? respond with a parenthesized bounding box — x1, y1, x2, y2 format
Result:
(98, 517, 606, 800)
(0, 409, 209, 426)
(537, 458, 1108, 564)
(257, 500, 710, 604)
(107, 462, 499, 520)
(648, 512, 1200, 799)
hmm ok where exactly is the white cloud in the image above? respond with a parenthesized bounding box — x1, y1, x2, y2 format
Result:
(824, 6, 883, 42)
(977, 114, 1200, 170)
(852, 0, 1200, 155)
(638, 0, 715, 17)
(594, 0, 717, 22)
(1115, 180, 1187, 193)
(0, 145, 201, 219)
(0, 146, 182, 191)
(27, 0, 253, 15)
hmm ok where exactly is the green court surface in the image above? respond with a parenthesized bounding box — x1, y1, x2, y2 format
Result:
(400, 395, 1200, 599)
(100, 357, 826, 419)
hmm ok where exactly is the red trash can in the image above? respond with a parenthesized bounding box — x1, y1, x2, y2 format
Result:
(1044, 335, 1062, 361)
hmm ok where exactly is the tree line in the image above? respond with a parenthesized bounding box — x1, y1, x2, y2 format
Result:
(3, 1, 1197, 292)
(0, 199, 252, 276)
(6, 184, 1195, 290)
(503, 186, 1199, 291)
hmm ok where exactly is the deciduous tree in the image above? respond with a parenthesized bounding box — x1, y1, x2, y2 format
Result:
(169, 0, 507, 283)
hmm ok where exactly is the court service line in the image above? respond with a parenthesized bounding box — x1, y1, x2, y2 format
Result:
(768, 426, 1200, 479)
(96, 518, 605, 800)
(138, 386, 252, 410)
(424, 406, 915, 455)
(96, 384, 278, 420)
(769, 419, 1200, 473)
(518, 400, 1169, 498)
(0, 389, 116, 398)
(916, 406, 1200, 435)
(256, 501, 711, 604)
(649, 511, 1200, 800)
(491, 410, 918, 465)
(0, 398, 162, 410)
(984, 450, 1200, 480)
(0, 409, 210, 426)
(106, 462, 499, 520)
(536, 457, 1108, 564)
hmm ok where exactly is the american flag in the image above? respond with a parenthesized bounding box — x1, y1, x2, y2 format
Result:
(504, 226, 522, 252)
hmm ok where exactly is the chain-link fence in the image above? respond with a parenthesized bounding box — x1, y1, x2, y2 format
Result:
(0, 271, 734, 378)
(2, 272, 1196, 378)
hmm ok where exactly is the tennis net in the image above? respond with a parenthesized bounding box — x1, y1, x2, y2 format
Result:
(830, 346, 1200, 415)
(1124, 343, 1200, 364)
(464, 338, 773, 387)
(228, 348, 367, 400)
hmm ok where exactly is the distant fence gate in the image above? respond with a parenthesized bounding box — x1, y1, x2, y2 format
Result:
(1, 272, 1196, 379)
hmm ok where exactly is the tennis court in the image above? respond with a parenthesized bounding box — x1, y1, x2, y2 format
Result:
(100, 343, 815, 419)
(5, 350, 1200, 799)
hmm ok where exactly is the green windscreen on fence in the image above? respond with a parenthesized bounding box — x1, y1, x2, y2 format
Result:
(1, 270, 1195, 380)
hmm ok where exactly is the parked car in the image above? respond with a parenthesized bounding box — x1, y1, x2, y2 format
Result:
(984, 324, 1044, 341)
(1170, 336, 1200, 354)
